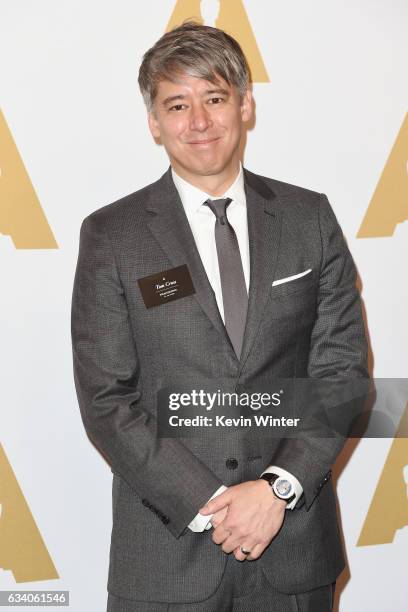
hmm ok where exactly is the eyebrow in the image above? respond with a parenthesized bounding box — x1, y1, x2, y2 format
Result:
(161, 88, 230, 107)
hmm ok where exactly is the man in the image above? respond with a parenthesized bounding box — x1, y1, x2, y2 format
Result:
(71, 21, 368, 611)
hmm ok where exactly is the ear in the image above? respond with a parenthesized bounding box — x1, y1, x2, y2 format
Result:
(240, 89, 253, 123)
(147, 110, 161, 139)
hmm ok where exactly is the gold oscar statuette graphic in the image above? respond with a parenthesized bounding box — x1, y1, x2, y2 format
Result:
(357, 403, 408, 546)
(357, 113, 408, 238)
(166, 0, 269, 82)
(0, 444, 59, 582)
(0, 109, 58, 248)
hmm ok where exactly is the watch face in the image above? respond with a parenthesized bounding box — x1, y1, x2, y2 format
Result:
(275, 479, 292, 498)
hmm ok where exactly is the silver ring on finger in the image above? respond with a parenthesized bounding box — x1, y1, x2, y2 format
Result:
(240, 546, 252, 555)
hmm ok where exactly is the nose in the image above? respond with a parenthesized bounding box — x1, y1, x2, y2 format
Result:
(189, 102, 212, 132)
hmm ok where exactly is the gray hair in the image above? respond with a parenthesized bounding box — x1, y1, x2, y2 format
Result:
(138, 21, 251, 112)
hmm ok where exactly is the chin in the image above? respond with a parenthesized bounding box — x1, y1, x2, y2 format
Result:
(191, 159, 230, 177)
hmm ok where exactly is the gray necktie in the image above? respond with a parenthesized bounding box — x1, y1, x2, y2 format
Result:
(204, 198, 248, 359)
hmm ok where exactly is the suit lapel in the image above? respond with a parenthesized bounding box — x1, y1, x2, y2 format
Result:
(144, 167, 283, 368)
(145, 168, 236, 356)
(238, 169, 283, 369)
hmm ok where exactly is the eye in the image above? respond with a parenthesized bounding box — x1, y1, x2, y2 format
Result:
(208, 97, 224, 104)
(169, 104, 187, 112)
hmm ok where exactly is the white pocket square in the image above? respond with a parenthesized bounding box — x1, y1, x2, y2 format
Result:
(272, 268, 312, 287)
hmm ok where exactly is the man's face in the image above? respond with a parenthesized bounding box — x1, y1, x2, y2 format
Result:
(147, 73, 252, 182)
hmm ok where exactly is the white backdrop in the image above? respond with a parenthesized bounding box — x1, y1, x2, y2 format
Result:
(1, 1, 407, 610)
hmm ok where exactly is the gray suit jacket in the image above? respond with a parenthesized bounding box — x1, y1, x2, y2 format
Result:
(71, 167, 368, 603)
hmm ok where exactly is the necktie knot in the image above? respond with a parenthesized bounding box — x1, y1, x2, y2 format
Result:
(204, 198, 232, 225)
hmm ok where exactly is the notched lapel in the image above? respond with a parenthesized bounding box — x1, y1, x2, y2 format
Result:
(239, 169, 283, 369)
(145, 168, 236, 356)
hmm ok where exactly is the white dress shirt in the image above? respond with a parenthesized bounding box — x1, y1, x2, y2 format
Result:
(171, 164, 303, 531)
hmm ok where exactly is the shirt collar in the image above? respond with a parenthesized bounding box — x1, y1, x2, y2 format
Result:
(171, 162, 246, 219)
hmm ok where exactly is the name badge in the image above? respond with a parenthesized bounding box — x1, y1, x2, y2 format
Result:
(137, 264, 196, 308)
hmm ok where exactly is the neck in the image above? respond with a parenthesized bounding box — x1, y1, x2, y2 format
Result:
(171, 161, 241, 197)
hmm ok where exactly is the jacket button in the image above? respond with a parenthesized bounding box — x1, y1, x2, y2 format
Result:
(162, 516, 170, 524)
(226, 458, 238, 470)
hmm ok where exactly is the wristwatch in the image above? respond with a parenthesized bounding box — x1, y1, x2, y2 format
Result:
(260, 473, 296, 504)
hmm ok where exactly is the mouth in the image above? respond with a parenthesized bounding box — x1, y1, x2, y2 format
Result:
(187, 137, 220, 146)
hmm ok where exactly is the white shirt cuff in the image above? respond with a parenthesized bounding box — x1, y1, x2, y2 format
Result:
(260, 465, 303, 510)
(188, 485, 228, 532)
